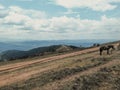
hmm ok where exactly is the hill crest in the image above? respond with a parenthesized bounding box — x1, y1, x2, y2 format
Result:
(0, 45, 80, 61)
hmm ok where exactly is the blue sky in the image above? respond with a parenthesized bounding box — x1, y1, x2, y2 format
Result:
(0, 0, 120, 41)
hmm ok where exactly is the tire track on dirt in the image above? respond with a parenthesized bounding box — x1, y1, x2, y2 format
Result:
(0, 43, 117, 73)
(0, 49, 119, 88)
(0, 44, 119, 88)
(0, 47, 98, 73)
(39, 59, 120, 90)
(0, 48, 99, 87)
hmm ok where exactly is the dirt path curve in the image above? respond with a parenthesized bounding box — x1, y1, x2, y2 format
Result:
(0, 47, 98, 73)
(40, 59, 120, 90)
(0, 47, 99, 87)
(0, 43, 119, 88)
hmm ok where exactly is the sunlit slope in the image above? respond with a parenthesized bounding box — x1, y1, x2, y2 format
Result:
(0, 41, 120, 90)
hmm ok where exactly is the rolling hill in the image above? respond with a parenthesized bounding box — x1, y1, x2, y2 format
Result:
(0, 41, 119, 90)
(0, 45, 81, 61)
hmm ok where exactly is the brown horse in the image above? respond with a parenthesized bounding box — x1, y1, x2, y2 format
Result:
(99, 45, 115, 55)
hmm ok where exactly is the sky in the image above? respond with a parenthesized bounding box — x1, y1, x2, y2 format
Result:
(0, 0, 120, 41)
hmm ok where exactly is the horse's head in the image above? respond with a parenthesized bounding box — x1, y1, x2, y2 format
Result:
(111, 45, 115, 50)
(107, 45, 115, 50)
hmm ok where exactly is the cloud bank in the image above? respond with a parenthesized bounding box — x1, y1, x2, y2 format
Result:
(51, 0, 120, 11)
(0, 5, 120, 41)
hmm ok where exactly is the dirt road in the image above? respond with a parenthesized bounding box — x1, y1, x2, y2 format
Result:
(0, 47, 99, 87)
(39, 59, 120, 90)
(0, 44, 119, 89)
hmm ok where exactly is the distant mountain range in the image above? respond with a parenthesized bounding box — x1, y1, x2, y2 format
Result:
(0, 39, 116, 52)
(0, 39, 118, 61)
(0, 45, 82, 61)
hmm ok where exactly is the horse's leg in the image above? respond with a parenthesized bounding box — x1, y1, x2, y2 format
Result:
(100, 50, 102, 55)
(111, 49, 112, 54)
(107, 49, 109, 55)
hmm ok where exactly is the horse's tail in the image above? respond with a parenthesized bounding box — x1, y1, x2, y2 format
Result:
(99, 47, 103, 55)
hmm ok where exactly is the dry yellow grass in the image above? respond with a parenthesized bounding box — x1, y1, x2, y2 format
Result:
(0, 42, 120, 90)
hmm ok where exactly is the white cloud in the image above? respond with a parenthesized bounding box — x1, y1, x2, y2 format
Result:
(1, 6, 47, 30)
(0, 4, 4, 9)
(0, 5, 120, 41)
(51, 0, 120, 11)
(64, 9, 80, 15)
(4, 11, 31, 25)
(9, 6, 47, 19)
(0, 10, 8, 18)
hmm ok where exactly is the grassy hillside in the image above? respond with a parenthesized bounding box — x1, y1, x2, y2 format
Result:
(0, 45, 81, 61)
(0, 41, 119, 90)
